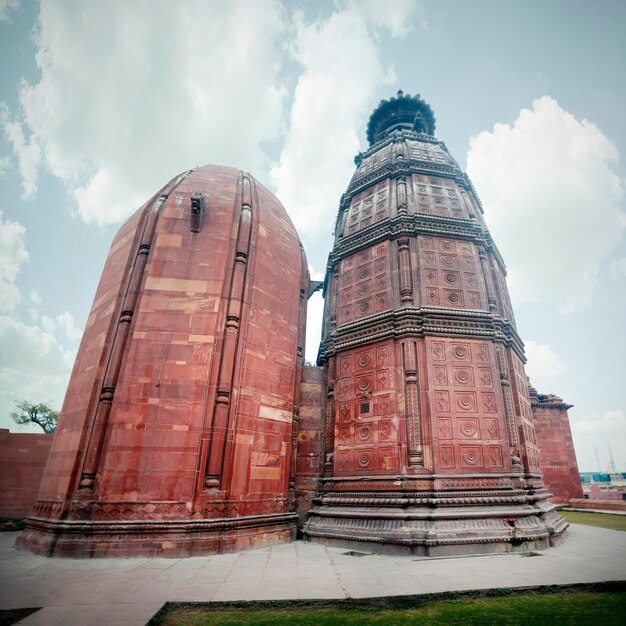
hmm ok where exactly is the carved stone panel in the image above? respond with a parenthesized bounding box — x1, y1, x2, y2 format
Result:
(418, 236, 487, 310)
(352, 146, 392, 186)
(409, 174, 467, 219)
(344, 181, 390, 236)
(331, 339, 400, 475)
(338, 241, 391, 325)
(426, 337, 509, 473)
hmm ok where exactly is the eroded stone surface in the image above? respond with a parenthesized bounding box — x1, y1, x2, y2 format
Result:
(18, 165, 307, 557)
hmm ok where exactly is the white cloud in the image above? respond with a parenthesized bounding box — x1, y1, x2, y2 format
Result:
(0, 315, 75, 432)
(271, 2, 416, 251)
(467, 96, 625, 313)
(28, 289, 41, 304)
(609, 257, 626, 279)
(346, 0, 417, 37)
(3, 0, 288, 225)
(571, 409, 626, 472)
(524, 340, 566, 387)
(0, 155, 11, 176)
(55, 310, 82, 342)
(0, 0, 20, 23)
(0, 103, 41, 198)
(0, 316, 74, 373)
(0, 209, 27, 313)
(40, 314, 56, 336)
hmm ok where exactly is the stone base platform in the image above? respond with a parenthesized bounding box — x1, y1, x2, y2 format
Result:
(303, 479, 568, 557)
(16, 512, 297, 558)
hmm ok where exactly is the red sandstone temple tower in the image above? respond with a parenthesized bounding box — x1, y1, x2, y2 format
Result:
(18, 165, 308, 557)
(303, 92, 567, 555)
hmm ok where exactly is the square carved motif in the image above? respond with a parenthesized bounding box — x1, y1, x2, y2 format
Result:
(484, 418, 500, 439)
(356, 424, 373, 444)
(356, 350, 373, 369)
(460, 445, 483, 468)
(426, 287, 440, 305)
(355, 449, 374, 470)
(437, 418, 452, 439)
(430, 340, 445, 361)
(378, 420, 392, 441)
(377, 394, 391, 415)
(452, 367, 474, 386)
(338, 402, 351, 422)
(487, 445, 504, 468)
(376, 369, 390, 391)
(337, 378, 351, 399)
(455, 392, 478, 412)
(478, 368, 493, 387)
(458, 419, 480, 439)
(378, 447, 396, 471)
(435, 391, 450, 413)
(335, 450, 352, 472)
(481, 392, 497, 413)
(439, 445, 455, 469)
(450, 343, 471, 361)
(338, 425, 351, 445)
(433, 365, 448, 386)
(443, 289, 465, 307)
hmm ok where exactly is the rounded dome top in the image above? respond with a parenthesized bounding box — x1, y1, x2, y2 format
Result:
(366, 90, 436, 144)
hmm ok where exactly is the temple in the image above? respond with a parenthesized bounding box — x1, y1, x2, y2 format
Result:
(16, 92, 570, 558)
(17, 166, 308, 556)
(302, 91, 566, 554)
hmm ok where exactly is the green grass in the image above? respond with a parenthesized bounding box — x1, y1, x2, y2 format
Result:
(561, 509, 626, 531)
(150, 584, 626, 626)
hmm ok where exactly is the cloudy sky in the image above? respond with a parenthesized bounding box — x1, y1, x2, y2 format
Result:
(1, 0, 624, 473)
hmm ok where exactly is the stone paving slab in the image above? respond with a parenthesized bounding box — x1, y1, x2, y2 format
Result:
(0, 524, 624, 625)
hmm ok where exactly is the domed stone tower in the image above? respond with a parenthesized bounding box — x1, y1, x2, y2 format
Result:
(18, 165, 309, 557)
(303, 91, 567, 555)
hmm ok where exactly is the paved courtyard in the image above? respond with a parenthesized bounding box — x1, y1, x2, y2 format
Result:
(1, 523, 625, 625)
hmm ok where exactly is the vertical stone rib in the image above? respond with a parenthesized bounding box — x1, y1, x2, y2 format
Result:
(395, 176, 407, 214)
(398, 238, 413, 304)
(478, 247, 498, 313)
(324, 356, 336, 476)
(79, 193, 169, 491)
(329, 270, 338, 329)
(402, 340, 423, 465)
(205, 175, 253, 488)
(496, 346, 520, 468)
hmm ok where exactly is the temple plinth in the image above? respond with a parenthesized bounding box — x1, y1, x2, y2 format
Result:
(303, 91, 567, 555)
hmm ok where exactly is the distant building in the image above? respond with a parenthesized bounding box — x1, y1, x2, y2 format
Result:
(579, 472, 626, 501)
(530, 389, 583, 504)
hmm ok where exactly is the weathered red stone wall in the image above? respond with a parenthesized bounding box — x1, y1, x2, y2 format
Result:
(294, 366, 325, 526)
(569, 499, 626, 511)
(19, 165, 307, 557)
(0, 430, 52, 518)
(32, 204, 147, 519)
(531, 393, 583, 504)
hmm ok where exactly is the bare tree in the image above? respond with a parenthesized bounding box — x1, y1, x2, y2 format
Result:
(10, 401, 59, 434)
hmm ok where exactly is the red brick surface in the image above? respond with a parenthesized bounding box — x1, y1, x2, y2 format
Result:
(294, 366, 325, 526)
(0, 430, 52, 518)
(532, 396, 583, 504)
(568, 499, 626, 512)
